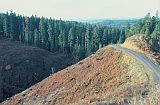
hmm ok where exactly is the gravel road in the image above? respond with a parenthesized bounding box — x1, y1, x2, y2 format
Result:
(111, 45, 160, 82)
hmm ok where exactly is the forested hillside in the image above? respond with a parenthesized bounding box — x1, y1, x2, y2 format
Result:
(0, 11, 159, 60)
(126, 12, 160, 52)
(97, 19, 139, 27)
(0, 11, 126, 60)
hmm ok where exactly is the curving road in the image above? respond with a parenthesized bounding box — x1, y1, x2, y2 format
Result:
(110, 45, 160, 82)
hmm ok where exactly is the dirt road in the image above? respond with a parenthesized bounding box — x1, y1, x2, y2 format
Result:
(111, 45, 160, 82)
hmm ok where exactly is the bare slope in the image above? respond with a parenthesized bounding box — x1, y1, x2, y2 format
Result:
(112, 45, 160, 82)
(2, 42, 160, 105)
(0, 39, 75, 102)
(122, 34, 160, 64)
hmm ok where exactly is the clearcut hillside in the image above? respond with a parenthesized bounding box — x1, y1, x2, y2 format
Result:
(2, 35, 160, 105)
(0, 39, 75, 102)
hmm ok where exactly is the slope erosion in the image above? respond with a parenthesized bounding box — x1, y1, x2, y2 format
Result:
(2, 36, 160, 105)
(0, 39, 75, 102)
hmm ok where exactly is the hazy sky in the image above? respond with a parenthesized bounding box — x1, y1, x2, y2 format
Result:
(0, 0, 159, 20)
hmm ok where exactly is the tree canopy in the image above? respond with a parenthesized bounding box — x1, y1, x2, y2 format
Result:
(0, 11, 159, 60)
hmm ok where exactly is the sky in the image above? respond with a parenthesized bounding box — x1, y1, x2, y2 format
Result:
(0, 0, 159, 20)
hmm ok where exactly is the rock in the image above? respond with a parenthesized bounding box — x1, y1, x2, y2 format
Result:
(5, 65, 12, 70)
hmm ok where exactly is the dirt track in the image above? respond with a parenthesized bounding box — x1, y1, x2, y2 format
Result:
(111, 45, 160, 82)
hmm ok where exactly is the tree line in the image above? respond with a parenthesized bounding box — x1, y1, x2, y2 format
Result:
(0, 11, 125, 60)
(0, 11, 159, 60)
(126, 11, 160, 51)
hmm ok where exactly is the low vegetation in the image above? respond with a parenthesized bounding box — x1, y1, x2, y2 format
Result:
(2, 40, 160, 105)
(0, 39, 75, 102)
(122, 35, 160, 64)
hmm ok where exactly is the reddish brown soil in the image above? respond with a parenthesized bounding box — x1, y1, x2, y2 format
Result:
(0, 39, 75, 102)
(2, 47, 126, 105)
(122, 34, 160, 64)
(2, 36, 160, 105)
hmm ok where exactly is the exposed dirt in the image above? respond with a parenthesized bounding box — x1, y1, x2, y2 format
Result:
(122, 34, 160, 64)
(122, 34, 153, 55)
(2, 44, 160, 105)
(0, 39, 75, 102)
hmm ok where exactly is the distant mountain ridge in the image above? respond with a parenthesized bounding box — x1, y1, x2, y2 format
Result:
(97, 19, 140, 27)
(76, 19, 140, 27)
